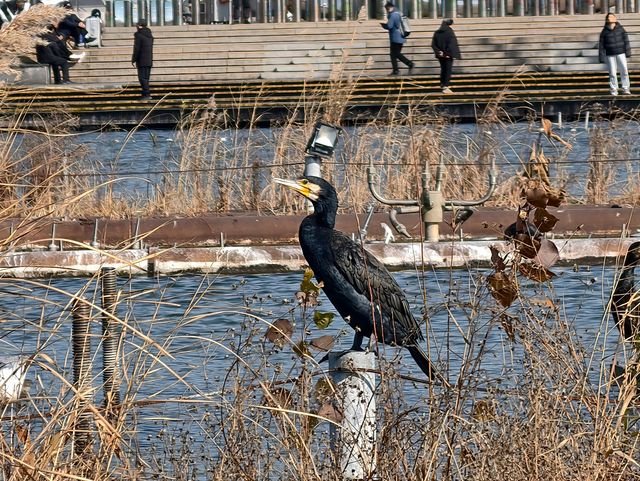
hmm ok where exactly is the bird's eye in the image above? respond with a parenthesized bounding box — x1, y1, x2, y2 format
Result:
(300, 179, 308, 185)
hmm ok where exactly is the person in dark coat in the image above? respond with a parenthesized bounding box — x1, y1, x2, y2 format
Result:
(36, 26, 71, 84)
(431, 18, 461, 94)
(598, 13, 631, 96)
(131, 18, 154, 100)
(57, 1, 86, 48)
(380, 1, 414, 76)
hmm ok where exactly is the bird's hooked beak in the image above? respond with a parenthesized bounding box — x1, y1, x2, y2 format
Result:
(274, 178, 321, 202)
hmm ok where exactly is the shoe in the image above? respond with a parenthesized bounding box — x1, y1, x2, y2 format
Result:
(442, 87, 453, 94)
(62, 80, 74, 84)
(622, 89, 631, 95)
(69, 52, 86, 62)
(140, 96, 152, 100)
(390, 70, 400, 76)
(408, 62, 415, 74)
(611, 90, 618, 96)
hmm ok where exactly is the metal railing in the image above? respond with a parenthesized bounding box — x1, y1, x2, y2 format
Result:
(104, 0, 638, 26)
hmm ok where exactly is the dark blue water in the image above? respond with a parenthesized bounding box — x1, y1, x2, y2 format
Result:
(0, 264, 624, 428)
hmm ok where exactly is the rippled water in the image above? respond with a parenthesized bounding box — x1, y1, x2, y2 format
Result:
(1, 264, 624, 430)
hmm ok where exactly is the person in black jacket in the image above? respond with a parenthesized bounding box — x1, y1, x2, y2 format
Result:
(57, 1, 87, 48)
(598, 13, 631, 96)
(36, 26, 71, 84)
(131, 18, 154, 100)
(431, 19, 461, 94)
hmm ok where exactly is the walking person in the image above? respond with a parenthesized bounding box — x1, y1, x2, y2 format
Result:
(431, 18, 461, 94)
(131, 18, 153, 100)
(380, 1, 414, 76)
(598, 13, 631, 96)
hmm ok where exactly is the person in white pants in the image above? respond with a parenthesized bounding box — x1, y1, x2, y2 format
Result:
(598, 13, 632, 96)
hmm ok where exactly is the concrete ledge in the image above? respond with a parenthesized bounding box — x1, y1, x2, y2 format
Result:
(0, 64, 50, 85)
(0, 249, 147, 277)
(147, 238, 637, 275)
(0, 238, 634, 278)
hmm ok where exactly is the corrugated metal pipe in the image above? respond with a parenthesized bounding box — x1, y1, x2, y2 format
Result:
(71, 299, 93, 456)
(100, 267, 121, 411)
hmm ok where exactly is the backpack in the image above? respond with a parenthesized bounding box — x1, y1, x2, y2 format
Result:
(398, 13, 411, 38)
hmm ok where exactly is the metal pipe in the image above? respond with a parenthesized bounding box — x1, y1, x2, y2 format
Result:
(359, 203, 376, 241)
(91, 219, 100, 249)
(48, 222, 58, 251)
(389, 207, 416, 238)
(72, 300, 93, 456)
(100, 268, 121, 410)
(367, 163, 418, 207)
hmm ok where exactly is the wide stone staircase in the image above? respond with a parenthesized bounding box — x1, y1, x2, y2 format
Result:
(70, 14, 640, 84)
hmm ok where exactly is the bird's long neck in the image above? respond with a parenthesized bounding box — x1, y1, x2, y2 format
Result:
(299, 213, 334, 276)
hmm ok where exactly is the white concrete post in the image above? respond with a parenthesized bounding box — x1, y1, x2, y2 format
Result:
(329, 351, 377, 480)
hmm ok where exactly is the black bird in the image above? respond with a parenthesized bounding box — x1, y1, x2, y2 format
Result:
(275, 176, 443, 383)
(612, 241, 640, 341)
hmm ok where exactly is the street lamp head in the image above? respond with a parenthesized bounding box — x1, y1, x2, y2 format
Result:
(305, 122, 341, 158)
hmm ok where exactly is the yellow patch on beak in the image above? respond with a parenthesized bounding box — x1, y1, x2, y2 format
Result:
(274, 178, 321, 201)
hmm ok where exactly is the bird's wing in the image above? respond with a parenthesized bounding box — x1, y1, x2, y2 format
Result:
(330, 230, 423, 341)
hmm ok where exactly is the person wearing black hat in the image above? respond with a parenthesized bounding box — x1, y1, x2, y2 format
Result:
(431, 18, 461, 94)
(380, 1, 414, 76)
(132, 19, 154, 100)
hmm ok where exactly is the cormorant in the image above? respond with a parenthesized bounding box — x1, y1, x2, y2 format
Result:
(275, 176, 442, 382)
(612, 241, 640, 341)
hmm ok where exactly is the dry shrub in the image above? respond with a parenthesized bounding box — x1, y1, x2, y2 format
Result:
(2, 256, 638, 480)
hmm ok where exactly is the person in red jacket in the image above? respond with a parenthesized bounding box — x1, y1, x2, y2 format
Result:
(131, 19, 154, 100)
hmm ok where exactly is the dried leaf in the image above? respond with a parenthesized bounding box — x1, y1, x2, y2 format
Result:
(545, 186, 566, 207)
(487, 272, 518, 307)
(541, 117, 553, 136)
(15, 424, 30, 445)
(489, 245, 506, 272)
(524, 183, 549, 208)
(500, 314, 517, 342)
(317, 402, 343, 423)
(472, 399, 496, 421)
(515, 234, 541, 259)
(293, 340, 310, 357)
(519, 263, 556, 282)
(313, 377, 335, 404)
(313, 311, 335, 329)
(535, 238, 560, 268)
(265, 318, 293, 347)
(265, 387, 293, 408)
(309, 335, 334, 352)
(532, 208, 559, 233)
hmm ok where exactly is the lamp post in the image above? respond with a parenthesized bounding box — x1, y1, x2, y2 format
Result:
(303, 122, 341, 178)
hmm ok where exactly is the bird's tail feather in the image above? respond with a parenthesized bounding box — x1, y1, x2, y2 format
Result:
(407, 345, 449, 387)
